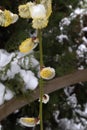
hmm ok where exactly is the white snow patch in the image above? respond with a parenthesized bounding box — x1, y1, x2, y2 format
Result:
(4, 88, 14, 101)
(20, 70, 38, 90)
(0, 83, 5, 105)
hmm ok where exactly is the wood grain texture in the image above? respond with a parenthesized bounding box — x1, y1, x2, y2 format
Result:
(0, 69, 87, 121)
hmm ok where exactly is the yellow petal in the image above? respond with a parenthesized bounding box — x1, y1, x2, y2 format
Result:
(19, 38, 38, 53)
(0, 9, 18, 27)
(4, 10, 12, 27)
(41, 0, 52, 18)
(18, 2, 35, 18)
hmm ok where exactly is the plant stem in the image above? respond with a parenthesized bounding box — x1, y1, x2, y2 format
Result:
(38, 30, 44, 68)
(37, 29, 44, 130)
(36, 1, 43, 130)
(36, 0, 40, 4)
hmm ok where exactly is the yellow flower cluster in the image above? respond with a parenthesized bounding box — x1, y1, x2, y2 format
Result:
(19, 38, 39, 53)
(18, 2, 35, 18)
(32, 18, 48, 29)
(19, 117, 40, 127)
(0, 9, 18, 27)
(40, 67, 55, 80)
(18, 0, 52, 29)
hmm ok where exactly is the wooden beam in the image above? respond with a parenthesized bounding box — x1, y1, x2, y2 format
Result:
(0, 69, 87, 121)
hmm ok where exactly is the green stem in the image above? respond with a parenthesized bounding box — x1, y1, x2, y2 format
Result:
(36, 3, 43, 130)
(37, 29, 44, 130)
(38, 30, 44, 68)
(36, 0, 41, 4)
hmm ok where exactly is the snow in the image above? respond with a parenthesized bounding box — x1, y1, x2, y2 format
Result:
(74, 8, 84, 15)
(4, 88, 14, 101)
(18, 54, 39, 70)
(82, 27, 87, 32)
(56, 34, 68, 43)
(68, 46, 73, 52)
(78, 44, 87, 52)
(0, 49, 39, 105)
(20, 70, 38, 90)
(78, 65, 84, 70)
(76, 44, 87, 58)
(53, 110, 85, 130)
(53, 111, 83, 130)
(67, 94, 78, 108)
(30, 55, 39, 69)
(0, 49, 15, 68)
(0, 83, 14, 105)
(0, 124, 2, 130)
(82, 36, 87, 44)
(60, 17, 71, 26)
(64, 86, 75, 97)
(0, 83, 5, 105)
(7, 60, 21, 79)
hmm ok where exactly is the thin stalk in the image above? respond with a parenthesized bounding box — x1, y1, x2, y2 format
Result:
(36, 0, 40, 4)
(36, 2, 43, 130)
(37, 29, 44, 130)
(38, 30, 44, 68)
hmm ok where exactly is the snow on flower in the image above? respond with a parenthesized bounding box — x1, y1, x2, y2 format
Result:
(20, 70, 38, 90)
(0, 49, 15, 68)
(30, 4, 46, 19)
(0, 9, 18, 27)
(19, 38, 38, 53)
(18, 117, 40, 127)
(18, 0, 52, 29)
(39, 94, 50, 104)
(40, 67, 55, 80)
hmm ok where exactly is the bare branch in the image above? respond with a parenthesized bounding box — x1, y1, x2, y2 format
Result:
(0, 69, 87, 121)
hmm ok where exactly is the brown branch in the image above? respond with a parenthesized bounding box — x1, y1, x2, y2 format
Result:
(0, 69, 87, 121)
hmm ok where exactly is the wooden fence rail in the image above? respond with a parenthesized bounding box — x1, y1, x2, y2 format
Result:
(0, 69, 87, 121)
